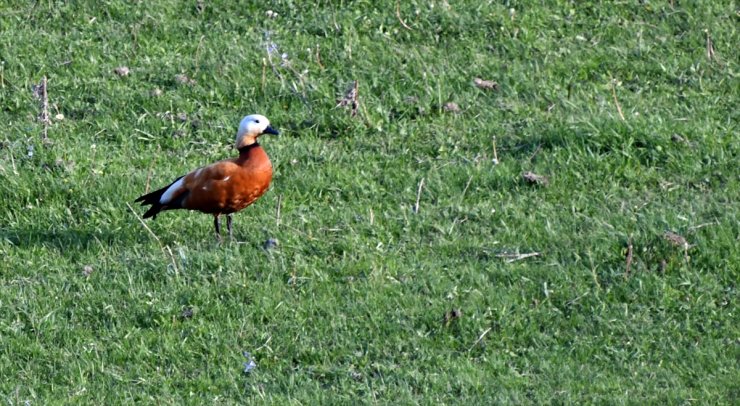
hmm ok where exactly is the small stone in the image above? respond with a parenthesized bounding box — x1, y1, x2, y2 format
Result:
(113, 66, 130, 77)
(522, 171, 549, 186)
(337, 80, 359, 117)
(263, 238, 279, 250)
(82, 265, 94, 277)
(671, 134, 684, 142)
(473, 77, 499, 90)
(177, 112, 188, 122)
(664, 231, 689, 249)
(181, 307, 194, 319)
(443, 102, 461, 113)
(151, 88, 163, 97)
(157, 111, 173, 120)
(174, 74, 196, 85)
(54, 113, 65, 121)
(242, 351, 257, 374)
(443, 308, 463, 324)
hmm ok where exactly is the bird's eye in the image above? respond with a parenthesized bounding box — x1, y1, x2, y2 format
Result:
(255, 120, 260, 123)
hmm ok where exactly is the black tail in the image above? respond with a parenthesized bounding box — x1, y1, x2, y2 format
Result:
(134, 176, 183, 219)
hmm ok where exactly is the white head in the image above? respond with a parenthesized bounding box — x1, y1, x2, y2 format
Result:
(235, 114, 279, 149)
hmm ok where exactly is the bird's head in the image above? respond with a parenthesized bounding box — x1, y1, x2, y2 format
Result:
(235, 114, 279, 149)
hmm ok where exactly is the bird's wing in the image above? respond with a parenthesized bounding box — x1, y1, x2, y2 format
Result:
(156, 160, 232, 204)
(174, 160, 241, 211)
(182, 161, 236, 190)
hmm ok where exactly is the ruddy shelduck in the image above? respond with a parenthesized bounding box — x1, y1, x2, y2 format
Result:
(135, 114, 279, 240)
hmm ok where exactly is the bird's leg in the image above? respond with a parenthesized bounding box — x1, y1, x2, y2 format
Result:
(214, 215, 222, 242)
(227, 215, 233, 240)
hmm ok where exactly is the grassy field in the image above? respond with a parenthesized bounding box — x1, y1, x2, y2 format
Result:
(1, 0, 738, 403)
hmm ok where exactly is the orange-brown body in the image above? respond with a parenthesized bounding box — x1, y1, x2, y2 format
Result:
(135, 113, 279, 240)
(175, 145, 272, 215)
(135, 143, 272, 219)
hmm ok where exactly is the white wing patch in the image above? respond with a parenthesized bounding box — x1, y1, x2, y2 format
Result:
(160, 177, 185, 204)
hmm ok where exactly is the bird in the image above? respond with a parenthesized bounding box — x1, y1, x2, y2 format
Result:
(135, 114, 279, 241)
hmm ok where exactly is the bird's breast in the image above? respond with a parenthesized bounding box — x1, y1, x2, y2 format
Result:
(219, 164, 272, 213)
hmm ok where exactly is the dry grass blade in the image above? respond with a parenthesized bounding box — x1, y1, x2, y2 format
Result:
(705, 30, 715, 61)
(687, 222, 717, 231)
(396, 0, 413, 30)
(275, 194, 283, 227)
(625, 238, 634, 277)
(193, 35, 206, 75)
(162, 245, 180, 274)
(315, 44, 324, 69)
(492, 136, 500, 164)
(126, 202, 160, 243)
(610, 78, 625, 121)
(527, 144, 542, 162)
(32, 76, 50, 140)
(414, 177, 425, 214)
(337, 80, 359, 117)
(468, 327, 493, 351)
(473, 77, 498, 91)
(495, 252, 541, 263)
(144, 146, 160, 194)
(522, 171, 549, 186)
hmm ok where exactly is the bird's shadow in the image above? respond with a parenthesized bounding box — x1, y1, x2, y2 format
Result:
(1, 223, 256, 253)
(1, 226, 143, 253)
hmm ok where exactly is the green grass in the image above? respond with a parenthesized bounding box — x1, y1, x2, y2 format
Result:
(1, 0, 738, 403)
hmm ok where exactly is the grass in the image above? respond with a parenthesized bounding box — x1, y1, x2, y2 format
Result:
(0, 0, 738, 403)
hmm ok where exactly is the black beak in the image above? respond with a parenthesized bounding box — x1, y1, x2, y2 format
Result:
(263, 126, 279, 135)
